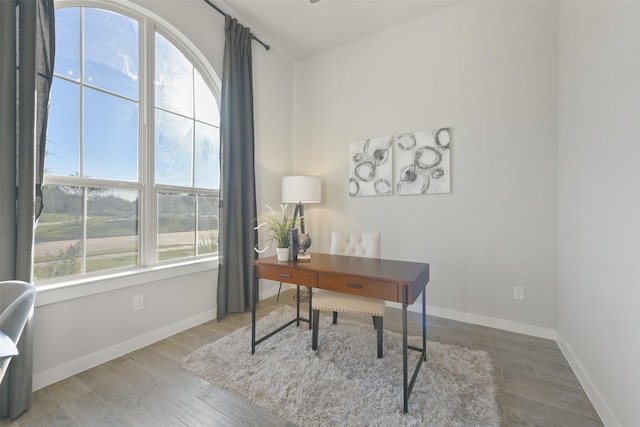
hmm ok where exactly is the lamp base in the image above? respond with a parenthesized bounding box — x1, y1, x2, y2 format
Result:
(297, 252, 311, 262)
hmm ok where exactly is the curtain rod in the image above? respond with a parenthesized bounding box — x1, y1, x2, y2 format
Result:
(203, 0, 271, 51)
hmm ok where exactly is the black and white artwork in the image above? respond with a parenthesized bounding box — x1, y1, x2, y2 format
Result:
(349, 136, 393, 197)
(395, 128, 451, 195)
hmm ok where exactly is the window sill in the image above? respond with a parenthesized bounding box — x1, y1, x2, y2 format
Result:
(35, 257, 219, 307)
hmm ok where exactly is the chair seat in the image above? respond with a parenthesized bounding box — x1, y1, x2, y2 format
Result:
(312, 290, 385, 317)
(312, 232, 384, 358)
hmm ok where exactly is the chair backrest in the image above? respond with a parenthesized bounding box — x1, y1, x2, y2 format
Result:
(330, 232, 380, 259)
(0, 280, 36, 383)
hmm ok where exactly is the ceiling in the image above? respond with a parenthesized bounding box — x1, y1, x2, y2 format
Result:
(221, 0, 460, 60)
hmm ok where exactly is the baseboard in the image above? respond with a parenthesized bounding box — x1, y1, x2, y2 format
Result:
(33, 286, 616, 426)
(282, 283, 557, 340)
(556, 332, 620, 427)
(33, 309, 216, 391)
(33, 283, 283, 391)
(385, 301, 557, 340)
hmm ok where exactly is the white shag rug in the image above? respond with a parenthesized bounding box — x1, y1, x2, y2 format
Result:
(183, 306, 499, 427)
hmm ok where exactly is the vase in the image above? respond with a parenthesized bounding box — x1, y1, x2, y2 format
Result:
(276, 247, 289, 262)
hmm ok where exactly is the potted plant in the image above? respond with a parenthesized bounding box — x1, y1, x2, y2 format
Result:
(254, 205, 298, 261)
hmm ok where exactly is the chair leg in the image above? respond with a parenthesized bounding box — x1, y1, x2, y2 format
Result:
(332, 311, 338, 324)
(312, 309, 320, 350)
(375, 316, 383, 358)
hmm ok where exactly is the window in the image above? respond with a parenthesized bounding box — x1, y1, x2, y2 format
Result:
(35, 4, 220, 283)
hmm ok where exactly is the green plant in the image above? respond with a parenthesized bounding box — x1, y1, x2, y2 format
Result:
(198, 230, 219, 255)
(37, 240, 82, 280)
(254, 204, 298, 252)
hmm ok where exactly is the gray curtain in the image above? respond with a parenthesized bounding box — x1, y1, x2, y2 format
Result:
(216, 15, 258, 320)
(0, 0, 55, 419)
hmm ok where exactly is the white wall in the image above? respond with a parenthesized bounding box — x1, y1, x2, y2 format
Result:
(34, 264, 216, 388)
(35, 2, 640, 424)
(34, 0, 294, 389)
(293, 1, 558, 336)
(558, 2, 640, 427)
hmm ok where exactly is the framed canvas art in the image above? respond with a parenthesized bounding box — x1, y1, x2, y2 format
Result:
(394, 128, 451, 195)
(349, 136, 393, 197)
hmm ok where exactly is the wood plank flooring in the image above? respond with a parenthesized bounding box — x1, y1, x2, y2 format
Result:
(1, 290, 604, 426)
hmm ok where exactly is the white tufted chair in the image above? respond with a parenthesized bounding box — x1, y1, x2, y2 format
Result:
(312, 232, 385, 358)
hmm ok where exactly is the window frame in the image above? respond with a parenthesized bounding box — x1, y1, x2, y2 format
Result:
(38, 0, 221, 287)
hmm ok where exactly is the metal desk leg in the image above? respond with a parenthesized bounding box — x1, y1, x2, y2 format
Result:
(402, 285, 409, 413)
(402, 287, 428, 413)
(296, 285, 300, 327)
(252, 280, 311, 354)
(308, 286, 313, 329)
(252, 277, 257, 355)
(422, 288, 427, 361)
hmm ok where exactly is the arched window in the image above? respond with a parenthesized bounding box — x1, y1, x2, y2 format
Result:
(35, 3, 220, 282)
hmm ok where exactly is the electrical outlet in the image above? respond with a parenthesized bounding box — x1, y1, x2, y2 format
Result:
(513, 286, 525, 301)
(133, 294, 144, 312)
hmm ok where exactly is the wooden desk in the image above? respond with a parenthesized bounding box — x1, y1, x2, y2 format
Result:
(253, 253, 430, 413)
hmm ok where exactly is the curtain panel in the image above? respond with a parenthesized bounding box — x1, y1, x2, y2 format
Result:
(216, 15, 258, 320)
(0, 0, 55, 419)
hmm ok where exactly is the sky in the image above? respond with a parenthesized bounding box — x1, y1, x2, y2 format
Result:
(46, 7, 220, 190)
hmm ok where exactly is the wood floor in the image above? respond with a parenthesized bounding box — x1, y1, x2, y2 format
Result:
(1, 289, 604, 427)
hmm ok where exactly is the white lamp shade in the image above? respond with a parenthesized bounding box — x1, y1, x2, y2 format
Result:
(282, 176, 321, 204)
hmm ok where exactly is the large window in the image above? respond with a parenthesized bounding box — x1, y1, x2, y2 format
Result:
(35, 5, 219, 283)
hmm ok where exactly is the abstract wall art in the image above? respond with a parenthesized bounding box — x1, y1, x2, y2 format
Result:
(348, 127, 452, 197)
(349, 136, 393, 197)
(394, 128, 451, 195)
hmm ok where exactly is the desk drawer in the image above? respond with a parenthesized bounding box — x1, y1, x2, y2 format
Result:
(257, 264, 317, 287)
(318, 273, 397, 301)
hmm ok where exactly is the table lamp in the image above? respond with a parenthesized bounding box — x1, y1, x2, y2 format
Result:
(282, 175, 321, 259)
